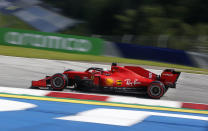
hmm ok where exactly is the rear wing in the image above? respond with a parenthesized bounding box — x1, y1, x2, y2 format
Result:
(160, 69, 181, 88)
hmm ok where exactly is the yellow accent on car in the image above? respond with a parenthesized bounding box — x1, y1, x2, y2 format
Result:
(105, 78, 114, 86)
(116, 80, 122, 85)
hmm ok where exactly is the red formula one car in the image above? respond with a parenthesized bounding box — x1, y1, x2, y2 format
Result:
(31, 63, 180, 99)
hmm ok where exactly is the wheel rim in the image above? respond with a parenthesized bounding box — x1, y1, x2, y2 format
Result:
(150, 86, 161, 96)
(52, 77, 64, 88)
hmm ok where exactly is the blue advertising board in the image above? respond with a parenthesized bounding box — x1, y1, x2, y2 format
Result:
(114, 42, 195, 66)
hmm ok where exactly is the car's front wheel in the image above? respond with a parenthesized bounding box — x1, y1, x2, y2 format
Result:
(50, 73, 68, 91)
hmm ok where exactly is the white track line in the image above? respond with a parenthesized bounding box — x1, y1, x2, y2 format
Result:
(0, 99, 37, 111)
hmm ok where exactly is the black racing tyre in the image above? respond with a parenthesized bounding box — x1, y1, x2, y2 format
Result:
(50, 73, 68, 91)
(147, 81, 165, 99)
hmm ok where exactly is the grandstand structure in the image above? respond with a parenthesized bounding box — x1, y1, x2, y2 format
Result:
(0, 0, 79, 32)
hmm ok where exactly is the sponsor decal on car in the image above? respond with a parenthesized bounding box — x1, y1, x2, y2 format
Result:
(116, 80, 122, 86)
(163, 73, 173, 76)
(105, 78, 114, 86)
(149, 72, 153, 78)
(91, 75, 94, 80)
(125, 79, 141, 86)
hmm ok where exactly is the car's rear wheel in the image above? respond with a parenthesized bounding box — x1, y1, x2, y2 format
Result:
(50, 73, 68, 91)
(147, 81, 165, 99)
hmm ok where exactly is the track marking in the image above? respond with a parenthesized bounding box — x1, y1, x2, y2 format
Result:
(56, 108, 208, 126)
(0, 86, 49, 96)
(0, 93, 208, 114)
(108, 96, 182, 108)
(0, 99, 37, 111)
(56, 108, 150, 126)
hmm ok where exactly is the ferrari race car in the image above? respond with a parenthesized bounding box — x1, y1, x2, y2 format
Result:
(31, 63, 180, 99)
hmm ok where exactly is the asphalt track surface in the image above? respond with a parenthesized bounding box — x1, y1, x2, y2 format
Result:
(0, 55, 208, 104)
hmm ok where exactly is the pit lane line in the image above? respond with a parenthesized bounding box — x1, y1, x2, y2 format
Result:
(0, 93, 208, 115)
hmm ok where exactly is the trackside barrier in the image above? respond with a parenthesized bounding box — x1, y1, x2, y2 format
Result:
(111, 42, 195, 67)
(187, 52, 208, 69)
(0, 28, 206, 68)
(0, 28, 104, 55)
